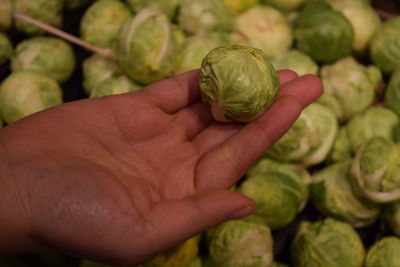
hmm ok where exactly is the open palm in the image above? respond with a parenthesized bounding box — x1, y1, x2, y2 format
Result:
(0, 70, 322, 264)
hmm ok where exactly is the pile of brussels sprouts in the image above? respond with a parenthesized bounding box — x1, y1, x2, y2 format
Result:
(1, 0, 400, 266)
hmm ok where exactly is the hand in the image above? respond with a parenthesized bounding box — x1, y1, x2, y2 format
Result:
(0, 70, 322, 264)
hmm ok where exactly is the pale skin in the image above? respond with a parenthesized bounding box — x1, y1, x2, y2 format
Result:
(0, 70, 322, 264)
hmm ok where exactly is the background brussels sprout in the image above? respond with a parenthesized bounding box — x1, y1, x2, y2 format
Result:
(266, 103, 338, 167)
(177, 33, 230, 74)
(261, 0, 310, 13)
(178, 0, 234, 35)
(0, 71, 63, 124)
(270, 262, 289, 267)
(81, 0, 132, 51)
(239, 171, 307, 229)
(66, 0, 95, 10)
(82, 54, 122, 95)
(234, 6, 293, 58)
(365, 237, 400, 267)
(383, 202, 400, 236)
(311, 160, 380, 227)
(351, 136, 400, 203)
(200, 45, 280, 123)
(0, 33, 13, 65)
(0, 0, 12, 32)
(327, 0, 381, 53)
(126, 0, 181, 19)
(272, 49, 318, 76)
(293, 1, 354, 63)
(222, 0, 259, 14)
(290, 218, 365, 267)
(318, 57, 381, 122)
(117, 8, 181, 85)
(89, 75, 142, 98)
(329, 127, 353, 162)
(370, 17, 400, 73)
(206, 220, 273, 267)
(385, 69, 400, 115)
(11, 37, 76, 83)
(14, 0, 64, 36)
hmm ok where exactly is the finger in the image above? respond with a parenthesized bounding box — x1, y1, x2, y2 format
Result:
(141, 70, 201, 114)
(195, 95, 304, 191)
(174, 102, 213, 139)
(277, 69, 299, 85)
(278, 74, 324, 107)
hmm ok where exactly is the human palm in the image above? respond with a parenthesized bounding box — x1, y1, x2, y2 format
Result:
(0, 70, 322, 264)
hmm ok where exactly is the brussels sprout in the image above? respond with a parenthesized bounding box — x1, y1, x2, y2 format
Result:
(235, 6, 293, 58)
(351, 137, 400, 203)
(222, 0, 259, 14)
(290, 218, 365, 267)
(0, 71, 63, 124)
(81, 0, 132, 51)
(370, 17, 400, 73)
(0, 0, 12, 32)
(327, 0, 380, 53)
(262, 0, 310, 13)
(178, 0, 234, 35)
(11, 37, 76, 83)
(178, 33, 230, 74)
(385, 69, 400, 115)
(90, 76, 142, 98)
(311, 160, 380, 227)
(0, 33, 12, 65)
(126, 0, 181, 19)
(239, 171, 307, 229)
(206, 220, 273, 267)
(272, 49, 318, 75)
(14, 0, 64, 36)
(117, 8, 181, 85)
(143, 236, 200, 267)
(365, 237, 400, 267)
(266, 103, 338, 167)
(329, 127, 352, 162)
(383, 202, 400, 236)
(318, 57, 381, 122)
(293, 1, 354, 63)
(65, 0, 95, 10)
(270, 262, 289, 267)
(200, 45, 280, 123)
(83, 54, 122, 95)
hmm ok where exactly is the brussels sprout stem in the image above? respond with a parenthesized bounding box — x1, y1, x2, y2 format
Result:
(12, 12, 116, 60)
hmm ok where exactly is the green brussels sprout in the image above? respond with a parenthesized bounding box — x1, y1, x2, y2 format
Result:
(293, 1, 354, 63)
(126, 0, 181, 19)
(272, 49, 318, 76)
(351, 137, 400, 203)
(318, 57, 381, 122)
(329, 127, 352, 162)
(178, 33, 230, 74)
(327, 0, 380, 53)
(0, 0, 12, 32)
(200, 45, 279, 123)
(0, 33, 13, 65)
(81, 0, 132, 51)
(370, 17, 400, 73)
(222, 0, 259, 14)
(248, 158, 310, 210)
(11, 37, 76, 83)
(383, 202, 400, 236)
(178, 0, 234, 35)
(90, 75, 142, 98)
(290, 218, 365, 267)
(261, 0, 310, 13)
(239, 171, 307, 229)
(385, 69, 400, 115)
(235, 6, 293, 58)
(206, 220, 273, 267)
(311, 160, 380, 227)
(266, 103, 338, 167)
(365, 237, 400, 267)
(14, 0, 64, 36)
(65, 0, 95, 10)
(82, 54, 122, 95)
(0, 71, 63, 124)
(117, 8, 181, 85)
(270, 262, 289, 267)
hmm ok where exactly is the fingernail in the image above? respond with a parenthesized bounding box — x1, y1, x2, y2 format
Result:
(228, 206, 255, 220)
